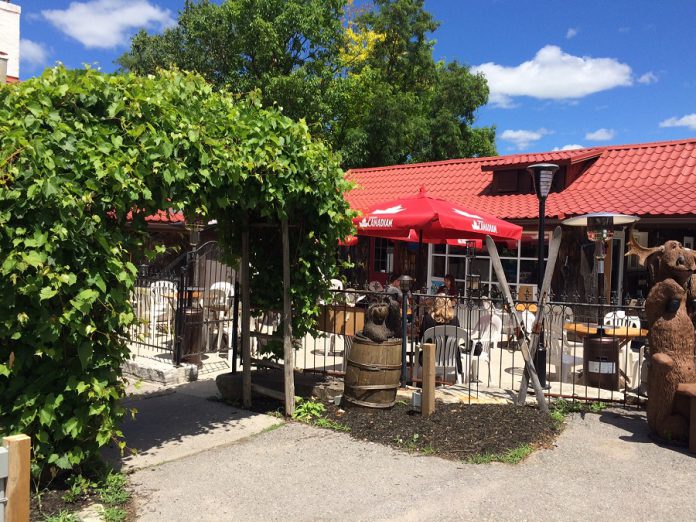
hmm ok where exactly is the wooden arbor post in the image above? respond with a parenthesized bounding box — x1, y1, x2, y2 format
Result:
(241, 214, 252, 408)
(281, 218, 295, 416)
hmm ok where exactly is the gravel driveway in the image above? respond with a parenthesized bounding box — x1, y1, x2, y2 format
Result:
(131, 408, 695, 521)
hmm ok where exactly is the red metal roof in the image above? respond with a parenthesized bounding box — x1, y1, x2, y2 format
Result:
(126, 208, 185, 224)
(345, 138, 696, 220)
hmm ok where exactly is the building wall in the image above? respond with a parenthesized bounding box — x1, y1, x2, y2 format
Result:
(0, 1, 21, 80)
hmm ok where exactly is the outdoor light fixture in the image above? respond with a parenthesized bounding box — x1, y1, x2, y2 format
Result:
(526, 163, 559, 389)
(186, 218, 205, 247)
(528, 163, 559, 200)
(398, 274, 413, 293)
(563, 212, 640, 328)
(398, 275, 413, 387)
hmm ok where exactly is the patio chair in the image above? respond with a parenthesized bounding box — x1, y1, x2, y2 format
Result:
(468, 313, 503, 386)
(545, 304, 580, 383)
(416, 325, 470, 385)
(604, 311, 642, 387)
(202, 281, 235, 352)
(149, 280, 177, 346)
(316, 279, 345, 355)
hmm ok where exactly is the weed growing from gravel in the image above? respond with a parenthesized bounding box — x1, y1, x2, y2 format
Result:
(465, 444, 534, 464)
(550, 399, 607, 428)
(292, 398, 351, 432)
(103, 506, 127, 522)
(43, 511, 80, 522)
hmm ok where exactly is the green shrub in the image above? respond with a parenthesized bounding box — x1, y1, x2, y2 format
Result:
(0, 66, 354, 476)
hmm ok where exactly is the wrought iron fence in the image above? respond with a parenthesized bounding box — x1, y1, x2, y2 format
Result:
(127, 262, 652, 405)
(293, 287, 650, 406)
(127, 241, 237, 374)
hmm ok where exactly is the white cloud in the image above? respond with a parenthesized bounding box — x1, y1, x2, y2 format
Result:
(638, 71, 658, 84)
(660, 114, 696, 131)
(500, 128, 550, 150)
(20, 39, 48, 68)
(42, 0, 174, 49)
(585, 128, 615, 141)
(552, 144, 584, 151)
(566, 28, 578, 39)
(473, 45, 633, 108)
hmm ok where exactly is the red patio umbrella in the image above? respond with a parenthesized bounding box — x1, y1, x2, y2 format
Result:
(353, 186, 522, 242)
(353, 186, 522, 286)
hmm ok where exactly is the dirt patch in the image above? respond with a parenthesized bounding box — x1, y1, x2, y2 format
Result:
(30, 477, 136, 522)
(243, 395, 561, 462)
(325, 401, 559, 461)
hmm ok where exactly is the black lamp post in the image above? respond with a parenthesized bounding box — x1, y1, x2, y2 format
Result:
(398, 274, 413, 387)
(527, 163, 559, 389)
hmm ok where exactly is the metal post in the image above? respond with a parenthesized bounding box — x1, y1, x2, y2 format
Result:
(596, 238, 606, 326)
(535, 196, 548, 388)
(401, 291, 408, 387)
(231, 280, 240, 374)
(173, 265, 186, 366)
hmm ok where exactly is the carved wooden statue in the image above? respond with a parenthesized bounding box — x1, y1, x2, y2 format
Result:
(628, 231, 696, 442)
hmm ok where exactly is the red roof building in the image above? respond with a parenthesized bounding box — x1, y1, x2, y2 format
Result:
(344, 138, 696, 299)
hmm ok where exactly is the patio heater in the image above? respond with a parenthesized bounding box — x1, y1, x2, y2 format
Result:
(562, 212, 640, 324)
(398, 274, 414, 387)
(527, 163, 559, 389)
(185, 218, 205, 305)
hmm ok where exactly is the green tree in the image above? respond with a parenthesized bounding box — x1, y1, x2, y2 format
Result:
(0, 66, 353, 476)
(118, 0, 496, 169)
(118, 0, 345, 131)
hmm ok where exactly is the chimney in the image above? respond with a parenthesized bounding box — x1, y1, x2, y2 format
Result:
(0, 52, 7, 83)
(0, 1, 20, 82)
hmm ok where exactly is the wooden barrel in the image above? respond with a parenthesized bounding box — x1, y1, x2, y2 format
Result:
(344, 338, 402, 408)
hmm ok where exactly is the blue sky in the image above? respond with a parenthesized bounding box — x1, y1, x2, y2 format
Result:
(13, 0, 696, 155)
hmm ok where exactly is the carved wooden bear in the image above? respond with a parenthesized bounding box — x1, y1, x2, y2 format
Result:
(361, 301, 391, 343)
(628, 233, 696, 442)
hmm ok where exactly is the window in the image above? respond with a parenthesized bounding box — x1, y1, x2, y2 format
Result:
(490, 167, 566, 196)
(427, 229, 551, 295)
(373, 238, 394, 273)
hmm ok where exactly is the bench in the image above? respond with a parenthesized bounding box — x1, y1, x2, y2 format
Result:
(676, 383, 696, 453)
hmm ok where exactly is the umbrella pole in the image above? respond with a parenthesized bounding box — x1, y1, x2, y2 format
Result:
(416, 229, 424, 290)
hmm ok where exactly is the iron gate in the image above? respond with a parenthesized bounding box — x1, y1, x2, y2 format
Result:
(128, 241, 238, 373)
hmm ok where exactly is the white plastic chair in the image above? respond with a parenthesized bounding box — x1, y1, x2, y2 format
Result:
(316, 279, 345, 355)
(417, 325, 471, 385)
(149, 280, 177, 345)
(203, 281, 235, 351)
(604, 311, 641, 387)
(469, 313, 503, 385)
(545, 304, 580, 383)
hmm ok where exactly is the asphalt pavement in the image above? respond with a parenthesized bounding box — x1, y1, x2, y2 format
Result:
(128, 406, 696, 521)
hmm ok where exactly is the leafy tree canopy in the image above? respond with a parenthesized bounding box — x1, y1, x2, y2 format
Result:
(0, 66, 353, 475)
(118, 0, 496, 168)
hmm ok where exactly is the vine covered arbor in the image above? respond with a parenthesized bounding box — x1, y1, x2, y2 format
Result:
(0, 67, 354, 474)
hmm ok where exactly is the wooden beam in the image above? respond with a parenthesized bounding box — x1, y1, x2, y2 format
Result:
(251, 383, 286, 402)
(241, 215, 252, 409)
(3, 434, 30, 522)
(281, 217, 295, 416)
(421, 343, 436, 416)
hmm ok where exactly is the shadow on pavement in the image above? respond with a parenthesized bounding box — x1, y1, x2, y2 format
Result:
(598, 408, 695, 457)
(104, 378, 275, 470)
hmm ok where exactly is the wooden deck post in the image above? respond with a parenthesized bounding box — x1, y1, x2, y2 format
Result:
(281, 217, 295, 416)
(3, 434, 30, 522)
(241, 215, 252, 408)
(421, 343, 436, 416)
